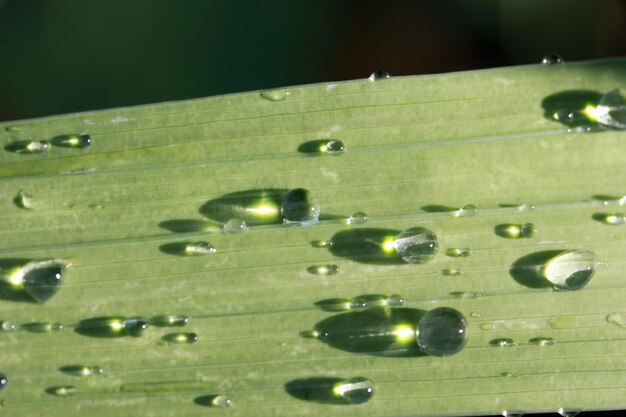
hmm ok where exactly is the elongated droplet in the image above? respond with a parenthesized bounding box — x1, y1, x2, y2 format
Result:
(184, 242, 216, 255)
(314, 298, 352, 312)
(281, 188, 320, 226)
(368, 70, 390, 81)
(50, 386, 77, 397)
(0, 321, 16, 332)
(445, 248, 470, 257)
(14, 189, 34, 209)
(592, 212, 625, 225)
(307, 264, 340, 276)
(260, 88, 290, 101)
(124, 317, 148, 337)
(310, 240, 333, 248)
(195, 394, 232, 408)
(60, 365, 104, 377)
(5, 140, 49, 154)
(500, 372, 518, 378)
(494, 223, 536, 239)
(454, 204, 477, 217)
(333, 377, 375, 404)
(450, 291, 482, 299)
(442, 268, 462, 276)
(51, 134, 92, 149)
(586, 88, 626, 130)
(22, 322, 64, 333)
(605, 312, 626, 329)
(529, 337, 556, 346)
(0, 373, 7, 390)
(223, 218, 248, 234)
(162, 332, 198, 344)
(417, 307, 467, 356)
(1, 259, 69, 303)
(151, 315, 190, 327)
(322, 139, 345, 155)
(349, 293, 404, 310)
(592, 194, 626, 206)
(393, 227, 438, 264)
(489, 338, 516, 347)
(348, 211, 367, 225)
(543, 249, 598, 290)
(541, 54, 564, 64)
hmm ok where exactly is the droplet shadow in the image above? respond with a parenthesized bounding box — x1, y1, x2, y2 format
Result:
(421, 205, 458, 213)
(74, 316, 127, 338)
(325, 228, 404, 265)
(509, 250, 565, 289)
(159, 242, 195, 256)
(158, 219, 221, 233)
(541, 90, 602, 129)
(284, 377, 347, 404)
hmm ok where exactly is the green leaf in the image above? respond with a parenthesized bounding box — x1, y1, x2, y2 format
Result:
(0, 59, 625, 417)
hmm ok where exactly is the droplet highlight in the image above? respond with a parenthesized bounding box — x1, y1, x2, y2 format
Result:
(281, 188, 320, 226)
(260, 88, 290, 101)
(489, 338, 516, 347)
(1, 259, 69, 303)
(541, 54, 564, 64)
(417, 307, 467, 357)
(494, 223, 536, 239)
(455, 204, 477, 217)
(184, 242, 216, 256)
(587, 88, 626, 130)
(0, 373, 7, 390)
(445, 248, 471, 258)
(162, 332, 198, 344)
(223, 218, 248, 234)
(543, 249, 598, 290)
(307, 264, 340, 276)
(0, 321, 16, 332)
(150, 315, 189, 327)
(48, 386, 76, 397)
(592, 212, 625, 225)
(348, 293, 404, 311)
(368, 70, 390, 81)
(393, 227, 439, 264)
(348, 211, 367, 225)
(51, 134, 92, 149)
(195, 393, 232, 408)
(333, 377, 375, 404)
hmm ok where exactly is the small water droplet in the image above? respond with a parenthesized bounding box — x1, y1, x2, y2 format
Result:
(417, 307, 467, 357)
(500, 372, 518, 378)
(592, 194, 626, 206)
(494, 223, 536, 239)
(543, 249, 598, 290)
(501, 410, 525, 417)
(195, 393, 232, 408)
(558, 407, 580, 417)
(307, 264, 340, 276)
(281, 188, 320, 226)
(260, 88, 290, 101)
(454, 204, 477, 217)
(162, 332, 198, 344)
(469, 312, 481, 318)
(529, 337, 556, 346)
(480, 322, 496, 330)
(587, 88, 626, 130)
(0, 373, 7, 390)
(184, 241, 216, 255)
(0, 259, 69, 303)
(606, 312, 626, 329)
(51, 134, 92, 149)
(14, 189, 34, 209)
(592, 212, 625, 225)
(310, 240, 333, 248)
(347, 211, 367, 225)
(22, 322, 64, 333)
(445, 248, 471, 257)
(5, 139, 50, 155)
(442, 268, 462, 276)
(314, 298, 352, 312)
(489, 338, 516, 347)
(450, 291, 482, 299)
(333, 377, 375, 404)
(49, 386, 77, 397)
(223, 218, 248, 234)
(518, 203, 535, 212)
(150, 315, 190, 327)
(368, 70, 390, 81)
(124, 317, 149, 337)
(59, 365, 104, 377)
(0, 321, 16, 332)
(348, 293, 404, 310)
(541, 54, 564, 64)
(322, 139, 345, 155)
(393, 227, 438, 264)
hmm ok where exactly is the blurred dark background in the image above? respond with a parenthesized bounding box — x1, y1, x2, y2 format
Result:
(0, 0, 625, 122)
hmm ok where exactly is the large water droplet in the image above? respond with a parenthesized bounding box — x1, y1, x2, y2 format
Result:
(184, 242, 216, 256)
(59, 365, 104, 377)
(333, 377, 375, 404)
(260, 88, 290, 101)
(489, 338, 516, 347)
(393, 227, 438, 264)
(0, 374, 6, 390)
(150, 315, 190, 327)
(281, 188, 320, 226)
(14, 189, 34, 209)
(22, 322, 64, 333)
(162, 332, 198, 344)
(541, 54, 564, 64)
(348, 211, 367, 225)
(445, 248, 470, 257)
(223, 218, 248, 234)
(1, 259, 69, 303)
(307, 264, 340, 276)
(529, 337, 556, 346)
(543, 250, 598, 290)
(605, 312, 626, 329)
(494, 223, 536, 239)
(592, 212, 625, 225)
(592, 194, 626, 206)
(588, 88, 626, 130)
(51, 134, 92, 149)
(368, 70, 390, 81)
(4, 140, 49, 154)
(417, 307, 467, 357)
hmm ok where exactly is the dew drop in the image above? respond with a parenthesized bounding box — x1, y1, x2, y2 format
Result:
(307, 264, 340, 276)
(592, 194, 626, 206)
(500, 372, 518, 378)
(558, 407, 581, 417)
(455, 204, 477, 217)
(184, 241, 216, 255)
(587, 88, 626, 130)
(210, 394, 232, 408)
(480, 322, 496, 330)
(393, 227, 438, 264)
(469, 312, 481, 318)
(529, 336, 556, 346)
(445, 248, 470, 258)
(592, 212, 625, 225)
(442, 268, 462, 276)
(494, 223, 536, 239)
(4, 140, 49, 154)
(150, 315, 190, 327)
(417, 307, 467, 356)
(314, 298, 352, 312)
(162, 332, 198, 344)
(0, 374, 6, 390)
(368, 70, 390, 81)
(349, 293, 404, 310)
(51, 134, 92, 149)
(541, 54, 564, 64)
(50, 386, 76, 397)
(0, 321, 16, 332)
(543, 249, 598, 290)
(223, 218, 248, 234)
(14, 189, 34, 209)
(450, 291, 482, 299)
(606, 312, 626, 329)
(124, 317, 149, 337)
(322, 139, 345, 155)
(22, 322, 64, 333)
(333, 377, 375, 404)
(347, 211, 367, 225)
(0, 259, 69, 303)
(489, 338, 516, 347)
(281, 188, 320, 226)
(310, 240, 333, 248)
(59, 365, 104, 377)
(260, 88, 290, 101)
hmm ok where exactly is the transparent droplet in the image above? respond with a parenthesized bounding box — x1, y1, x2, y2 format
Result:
(500, 372, 518, 378)
(59, 365, 104, 377)
(393, 227, 438, 264)
(307, 264, 340, 276)
(592, 194, 626, 206)
(588, 88, 626, 130)
(368, 70, 390, 81)
(5, 140, 49, 154)
(541, 54, 564, 64)
(489, 338, 516, 347)
(260, 88, 290, 101)
(558, 407, 581, 417)
(494, 223, 536, 239)
(0, 321, 16, 332)
(314, 298, 352, 312)
(22, 322, 64, 333)
(454, 204, 477, 217)
(184, 241, 216, 255)
(162, 332, 198, 344)
(592, 212, 625, 225)
(1, 259, 69, 303)
(52, 134, 92, 149)
(543, 249, 598, 290)
(223, 218, 248, 234)
(333, 377, 375, 404)
(445, 248, 470, 257)
(150, 315, 190, 327)
(124, 317, 149, 337)
(323, 139, 345, 155)
(349, 293, 404, 310)
(450, 291, 482, 299)
(347, 211, 367, 225)
(14, 189, 34, 209)
(281, 188, 320, 226)
(469, 312, 481, 318)
(310, 240, 333, 248)
(50, 386, 76, 397)
(210, 394, 232, 408)
(442, 268, 462, 276)
(417, 307, 467, 356)
(0, 373, 6, 390)
(480, 322, 496, 330)
(518, 203, 535, 212)
(605, 312, 626, 328)
(529, 337, 556, 346)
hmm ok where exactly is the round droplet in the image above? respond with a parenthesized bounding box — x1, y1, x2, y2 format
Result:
(0, 321, 16, 332)
(593, 212, 625, 225)
(606, 312, 626, 328)
(0, 373, 6, 390)
(223, 218, 248, 234)
(60, 365, 104, 377)
(368, 70, 390, 81)
(494, 223, 535, 239)
(281, 188, 320, 226)
(14, 189, 34, 209)
(124, 317, 148, 337)
(588, 88, 626, 130)
(151, 315, 190, 327)
(489, 338, 516, 347)
(393, 227, 438, 264)
(184, 241, 216, 255)
(445, 248, 470, 258)
(52, 134, 92, 149)
(417, 307, 467, 356)
(542, 249, 598, 290)
(529, 337, 556, 346)
(333, 377, 374, 404)
(162, 332, 198, 344)
(541, 54, 564, 64)
(323, 139, 345, 155)
(307, 264, 340, 276)
(348, 211, 367, 225)
(1, 259, 69, 303)
(260, 88, 290, 101)
(455, 204, 477, 217)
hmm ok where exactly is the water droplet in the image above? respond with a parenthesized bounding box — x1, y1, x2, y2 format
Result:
(541, 54, 564, 64)
(307, 264, 340, 276)
(124, 317, 148, 337)
(333, 377, 375, 404)
(150, 315, 190, 327)
(348, 211, 367, 225)
(59, 365, 104, 377)
(558, 407, 580, 417)
(349, 294, 404, 310)
(223, 218, 248, 234)
(442, 268, 462, 276)
(489, 338, 516, 347)
(480, 322, 496, 330)
(501, 410, 524, 417)
(592, 212, 625, 225)
(323, 139, 345, 155)
(51, 134, 92, 149)
(393, 227, 438, 264)
(4, 140, 49, 154)
(417, 307, 467, 357)
(543, 249, 598, 290)
(529, 337, 556, 346)
(1, 259, 69, 303)
(500, 372, 518, 378)
(22, 322, 64, 333)
(0, 373, 6, 390)
(450, 291, 482, 299)
(14, 189, 34, 209)
(162, 332, 198, 344)
(0, 321, 16, 332)
(260, 88, 290, 101)
(494, 223, 536, 239)
(469, 312, 481, 318)
(368, 70, 390, 81)
(281, 188, 320, 226)
(592, 194, 626, 206)
(588, 88, 626, 130)
(184, 241, 216, 255)
(195, 393, 232, 408)
(5, 125, 24, 132)
(455, 204, 477, 217)
(445, 248, 470, 257)
(606, 312, 626, 329)
(310, 240, 333, 248)
(314, 298, 352, 312)
(49, 386, 76, 397)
